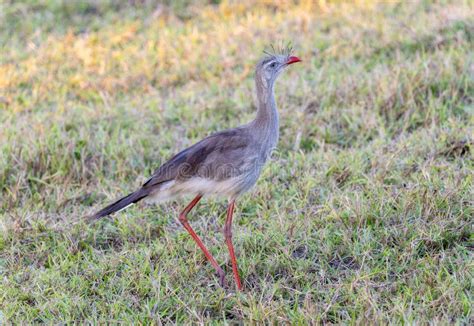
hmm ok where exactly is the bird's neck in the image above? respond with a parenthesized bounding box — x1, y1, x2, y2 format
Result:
(252, 74, 279, 151)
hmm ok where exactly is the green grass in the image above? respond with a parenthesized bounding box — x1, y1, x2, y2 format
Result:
(1, 0, 473, 323)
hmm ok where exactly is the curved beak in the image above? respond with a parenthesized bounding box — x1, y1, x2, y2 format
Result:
(286, 56, 302, 65)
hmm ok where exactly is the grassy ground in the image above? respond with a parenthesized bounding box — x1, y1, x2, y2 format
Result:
(1, 0, 473, 323)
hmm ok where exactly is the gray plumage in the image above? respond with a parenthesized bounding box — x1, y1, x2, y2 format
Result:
(91, 48, 299, 220)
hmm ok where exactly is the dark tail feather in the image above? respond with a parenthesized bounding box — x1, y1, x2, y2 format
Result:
(89, 189, 148, 220)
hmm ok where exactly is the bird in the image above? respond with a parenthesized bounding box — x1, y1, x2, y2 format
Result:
(90, 46, 301, 290)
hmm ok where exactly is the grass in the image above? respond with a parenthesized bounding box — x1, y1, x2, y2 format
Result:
(0, 0, 473, 323)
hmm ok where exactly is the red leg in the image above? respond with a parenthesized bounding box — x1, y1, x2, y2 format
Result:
(224, 199, 242, 290)
(178, 195, 226, 286)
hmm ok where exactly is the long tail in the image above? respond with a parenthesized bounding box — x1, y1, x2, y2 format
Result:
(90, 189, 149, 220)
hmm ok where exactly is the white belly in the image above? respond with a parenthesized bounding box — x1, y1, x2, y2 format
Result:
(145, 176, 245, 203)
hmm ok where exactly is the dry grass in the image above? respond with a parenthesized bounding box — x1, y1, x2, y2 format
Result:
(0, 0, 473, 323)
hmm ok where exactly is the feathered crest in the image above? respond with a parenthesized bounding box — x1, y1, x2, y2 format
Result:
(263, 42, 294, 60)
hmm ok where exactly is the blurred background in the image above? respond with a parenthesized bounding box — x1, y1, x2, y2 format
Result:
(0, 0, 472, 323)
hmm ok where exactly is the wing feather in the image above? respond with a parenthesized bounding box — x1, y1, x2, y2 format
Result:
(142, 128, 254, 190)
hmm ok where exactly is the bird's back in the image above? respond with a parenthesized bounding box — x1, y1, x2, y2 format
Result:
(142, 125, 266, 201)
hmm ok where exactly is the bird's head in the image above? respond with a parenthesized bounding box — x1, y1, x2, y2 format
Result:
(256, 44, 301, 89)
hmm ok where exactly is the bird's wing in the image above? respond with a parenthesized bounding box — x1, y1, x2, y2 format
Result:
(90, 127, 256, 219)
(142, 127, 255, 190)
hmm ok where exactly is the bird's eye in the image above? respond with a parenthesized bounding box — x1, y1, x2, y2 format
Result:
(269, 62, 277, 68)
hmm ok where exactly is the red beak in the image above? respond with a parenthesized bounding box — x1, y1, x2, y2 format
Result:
(286, 56, 302, 65)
